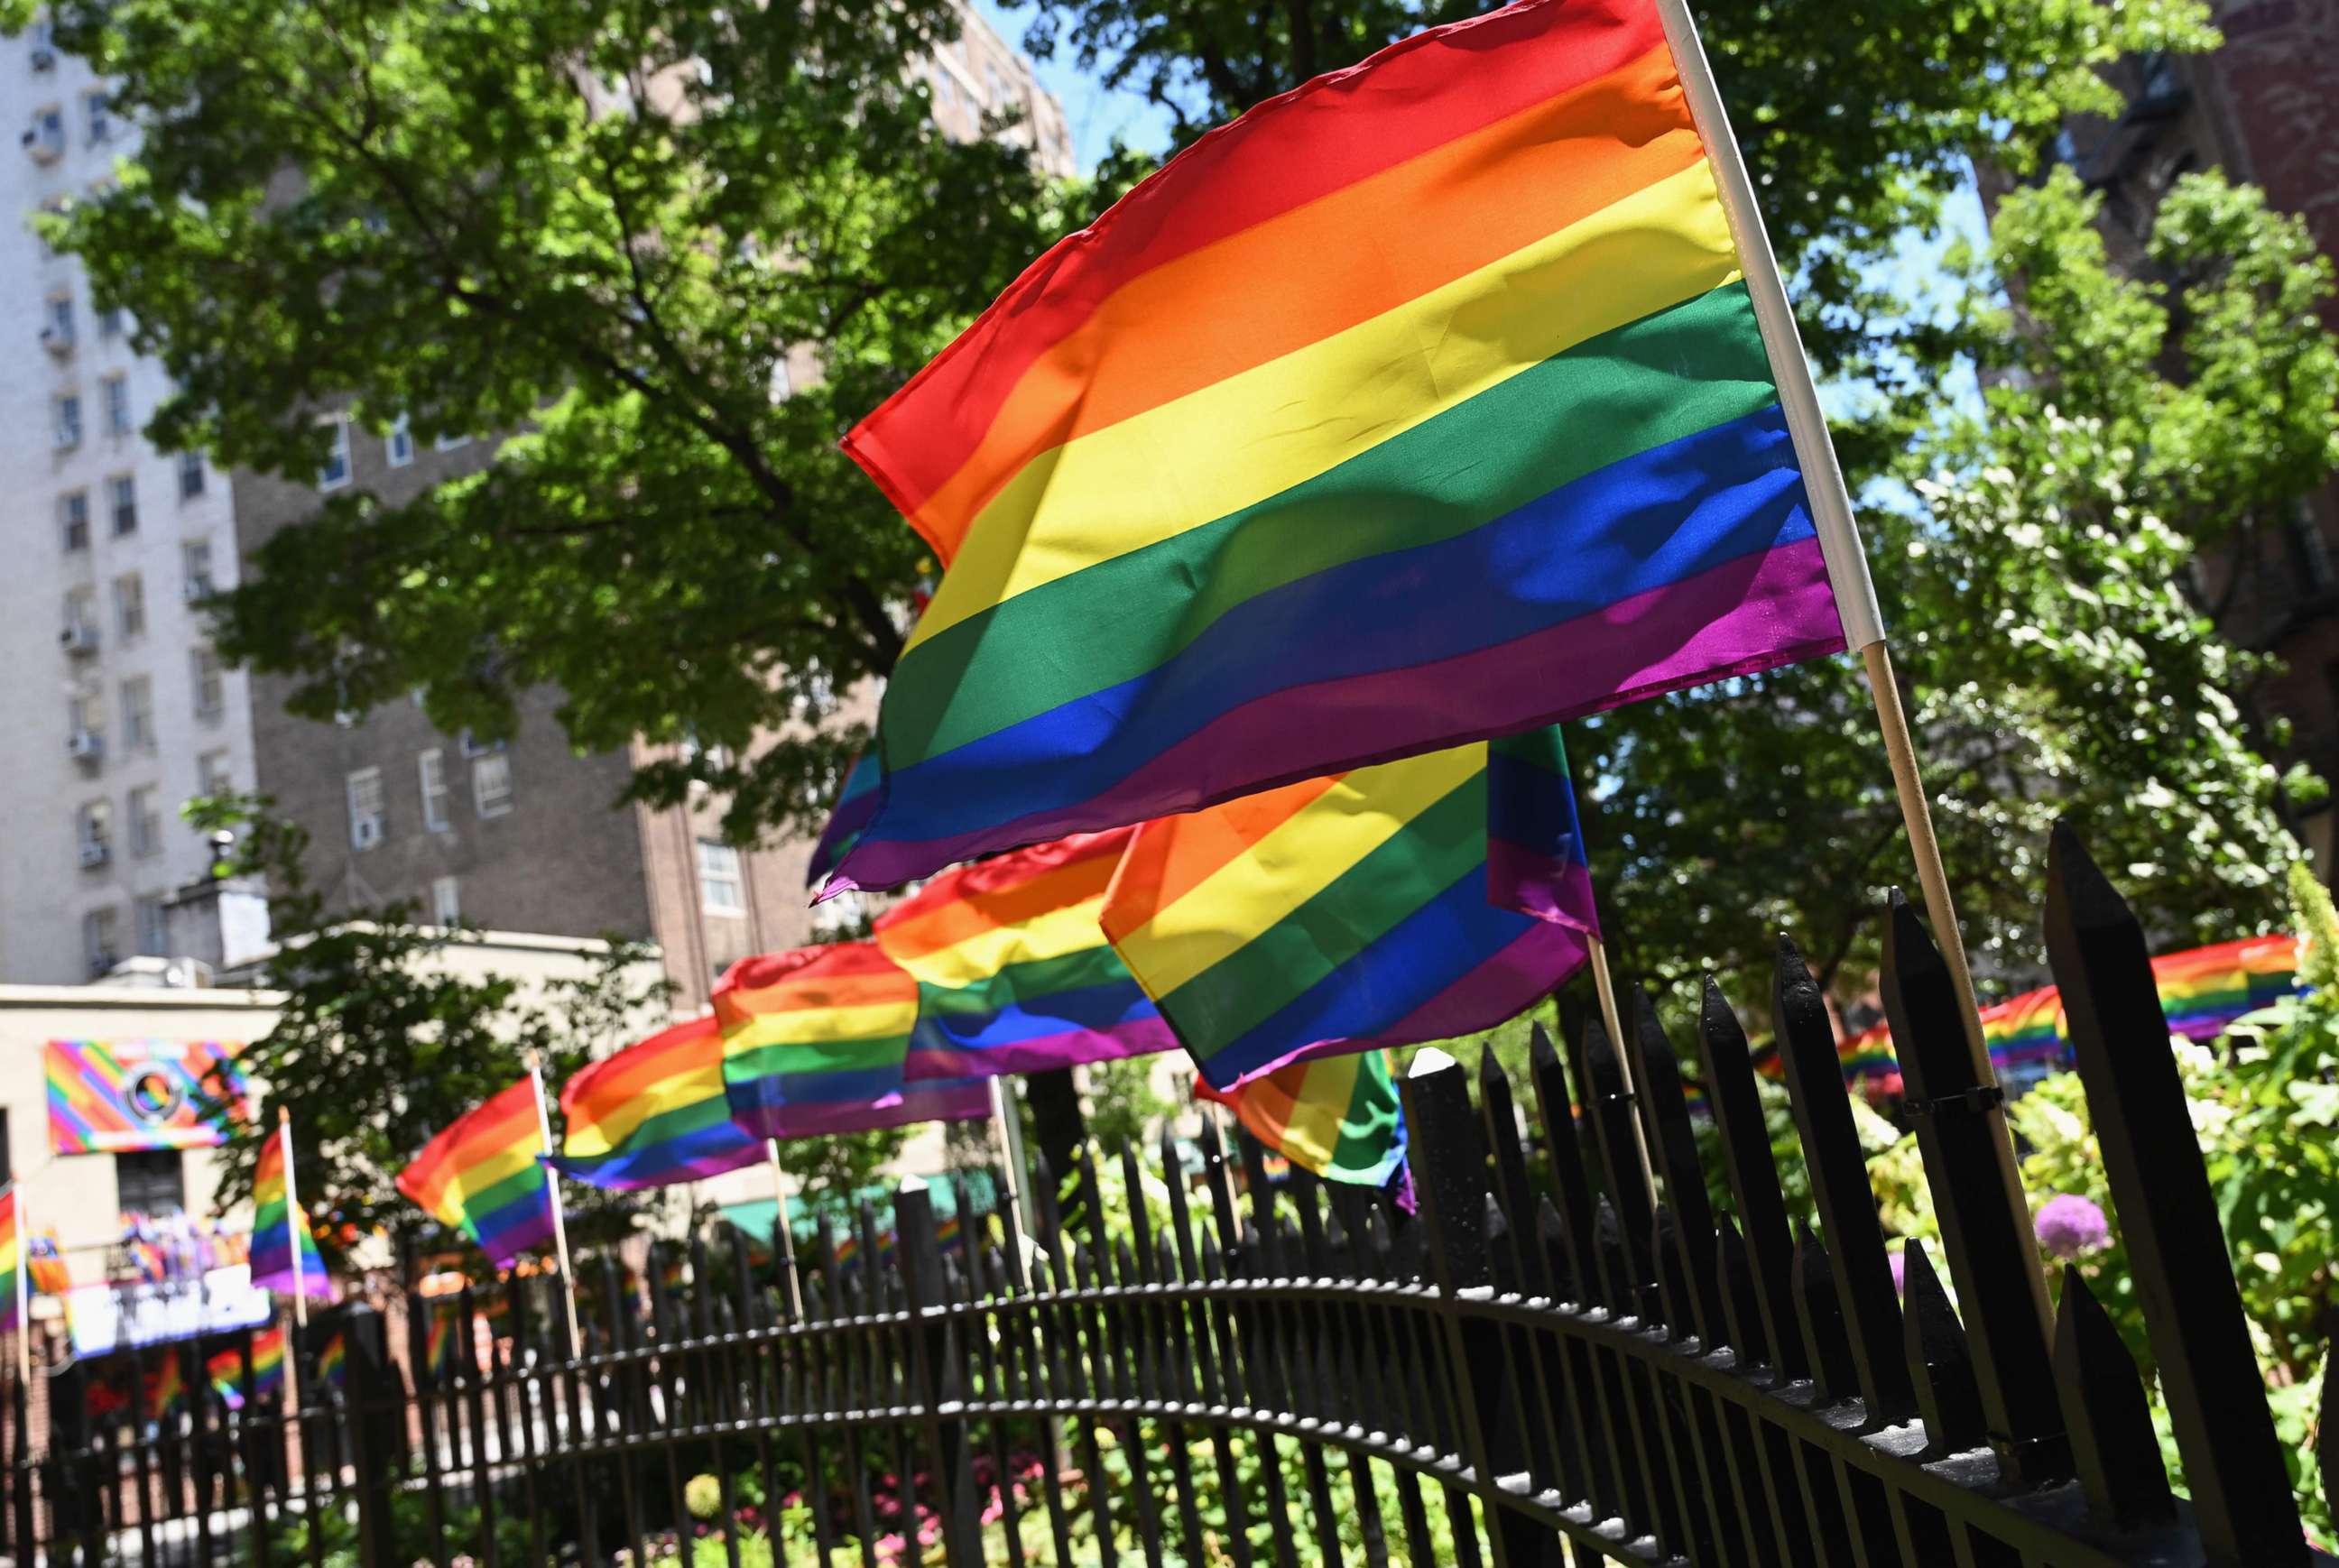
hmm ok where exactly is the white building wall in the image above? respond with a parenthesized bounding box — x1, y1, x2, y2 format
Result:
(0, 27, 254, 982)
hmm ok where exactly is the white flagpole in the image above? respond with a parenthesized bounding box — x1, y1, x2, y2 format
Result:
(276, 1108, 310, 1332)
(1584, 935, 1658, 1205)
(1652, 0, 2048, 1317)
(11, 1183, 30, 1388)
(987, 1078, 1037, 1262)
(764, 1139, 805, 1318)
(524, 1053, 584, 1352)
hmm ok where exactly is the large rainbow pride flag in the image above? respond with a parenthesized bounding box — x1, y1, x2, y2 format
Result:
(250, 1121, 330, 1297)
(1103, 729, 1596, 1089)
(551, 1015, 764, 1190)
(874, 831, 1178, 1077)
(718, 945, 991, 1139)
(396, 1078, 558, 1268)
(829, 0, 1842, 891)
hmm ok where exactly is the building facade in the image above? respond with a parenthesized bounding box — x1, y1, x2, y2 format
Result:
(0, 5, 1071, 1003)
(0, 24, 255, 984)
(2020, 1, 2339, 870)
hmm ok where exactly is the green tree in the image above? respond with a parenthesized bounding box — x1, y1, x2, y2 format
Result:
(194, 797, 671, 1263)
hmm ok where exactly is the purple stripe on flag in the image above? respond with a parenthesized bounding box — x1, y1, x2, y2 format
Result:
(1488, 852, 1602, 932)
(903, 1017, 1179, 1080)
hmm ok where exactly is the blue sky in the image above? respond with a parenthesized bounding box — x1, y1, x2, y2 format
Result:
(976, 0, 1177, 171)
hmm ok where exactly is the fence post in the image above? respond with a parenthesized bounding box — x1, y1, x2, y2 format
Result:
(898, 1176, 982, 1568)
(339, 1305, 402, 1568)
(1881, 891, 2071, 1486)
(2043, 824, 2307, 1564)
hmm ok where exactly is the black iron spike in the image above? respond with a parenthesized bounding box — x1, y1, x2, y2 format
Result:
(1634, 992, 1731, 1345)
(1583, 1016, 1661, 1317)
(1714, 1216, 1770, 1370)
(1528, 1021, 1603, 1310)
(2050, 1264, 2177, 1533)
(1479, 1044, 1550, 1297)
(1772, 935, 1917, 1425)
(2045, 824, 2304, 1562)
(1792, 1222, 1858, 1403)
(1698, 975, 1810, 1381)
(1900, 1239, 1985, 1456)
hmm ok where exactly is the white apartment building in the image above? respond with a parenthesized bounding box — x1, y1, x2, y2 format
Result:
(0, 24, 254, 984)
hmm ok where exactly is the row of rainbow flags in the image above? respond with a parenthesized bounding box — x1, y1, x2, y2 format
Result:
(289, 0, 2314, 1278)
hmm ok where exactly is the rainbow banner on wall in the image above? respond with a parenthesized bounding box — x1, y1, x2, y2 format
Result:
(47, 1039, 249, 1154)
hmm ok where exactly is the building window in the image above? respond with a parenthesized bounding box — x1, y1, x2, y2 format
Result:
(43, 292, 74, 351)
(346, 766, 384, 849)
(191, 647, 224, 719)
(120, 675, 152, 751)
(63, 586, 97, 642)
(77, 800, 111, 865)
(28, 103, 62, 159)
(113, 572, 144, 641)
(60, 490, 88, 551)
(84, 89, 108, 143)
(97, 303, 123, 339)
(181, 538, 214, 599)
(197, 748, 232, 798)
(82, 907, 120, 978)
(134, 895, 167, 957)
(127, 784, 160, 857)
(386, 414, 414, 468)
(417, 747, 450, 832)
(698, 839, 745, 914)
(435, 432, 472, 453)
(68, 685, 103, 741)
(116, 1149, 184, 1215)
(430, 875, 460, 927)
(471, 751, 513, 817)
(102, 374, 131, 437)
(176, 449, 205, 500)
(458, 728, 504, 759)
(53, 393, 81, 450)
(108, 473, 137, 534)
(319, 417, 352, 490)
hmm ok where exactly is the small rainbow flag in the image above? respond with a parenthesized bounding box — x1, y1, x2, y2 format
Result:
(396, 1078, 558, 1268)
(1102, 729, 1595, 1089)
(316, 1332, 347, 1389)
(1197, 1051, 1406, 1187)
(0, 1185, 21, 1334)
(27, 1231, 71, 1296)
(551, 1016, 763, 1190)
(806, 751, 882, 889)
(874, 830, 1176, 1078)
(718, 945, 990, 1138)
(146, 1352, 189, 1420)
(251, 1121, 331, 1297)
(828, 0, 1844, 892)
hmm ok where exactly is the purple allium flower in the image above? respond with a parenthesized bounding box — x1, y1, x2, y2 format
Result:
(2034, 1194, 2111, 1259)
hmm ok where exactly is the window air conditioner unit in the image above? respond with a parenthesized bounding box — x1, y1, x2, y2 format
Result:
(60, 623, 97, 655)
(23, 129, 59, 162)
(53, 425, 79, 451)
(30, 48, 55, 71)
(40, 324, 70, 355)
(66, 728, 103, 763)
(77, 839, 108, 868)
(351, 816, 384, 850)
(182, 577, 213, 603)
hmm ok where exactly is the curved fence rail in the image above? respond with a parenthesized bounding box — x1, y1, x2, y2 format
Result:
(8, 826, 2337, 1566)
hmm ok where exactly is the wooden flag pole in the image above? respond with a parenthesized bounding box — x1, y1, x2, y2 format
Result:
(988, 1077, 1035, 1288)
(764, 1139, 805, 1318)
(524, 1052, 584, 1352)
(1652, 0, 2048, 1319)
(10, 1183, 29, 1388)
(1583, 934, 1658, 1206)
(276, 1108, 310, 1332)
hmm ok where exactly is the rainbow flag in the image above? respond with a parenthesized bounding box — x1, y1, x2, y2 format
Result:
(1983, 986, 2066, 1074)
(718, 945, 990, 1138)
(27, 1231, 71, 1296)
(46, 1038, 249, 1154)
(1197, 1051, 1406, 1187)
(806, 751, 882, 889)
(828, 0, 1842, 892)
(2154, 934, 2297, 1039)
(551, 1015, 764, 1189)
(146, 1353, 188, 1420)
(251, 1122, 331, 1296)
(395, 1078, 558, 1268)
(1102, 729, 1596, 1088)
(0, 1186, 20, 1335)
(874, 830, 1177, 1076)
(317, 1332, 347, 1389)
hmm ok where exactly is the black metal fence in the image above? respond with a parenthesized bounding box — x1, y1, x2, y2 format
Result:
(8, 826, 2336, 1566)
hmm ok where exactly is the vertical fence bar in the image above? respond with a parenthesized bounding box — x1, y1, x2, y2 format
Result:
(2043, 825, 2308, 1564)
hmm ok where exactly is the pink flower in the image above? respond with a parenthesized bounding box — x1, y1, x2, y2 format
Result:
(2035, 1194, 2111, 1259)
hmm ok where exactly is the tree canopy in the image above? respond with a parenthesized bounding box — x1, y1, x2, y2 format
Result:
(38, 0, 2339, 1010)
